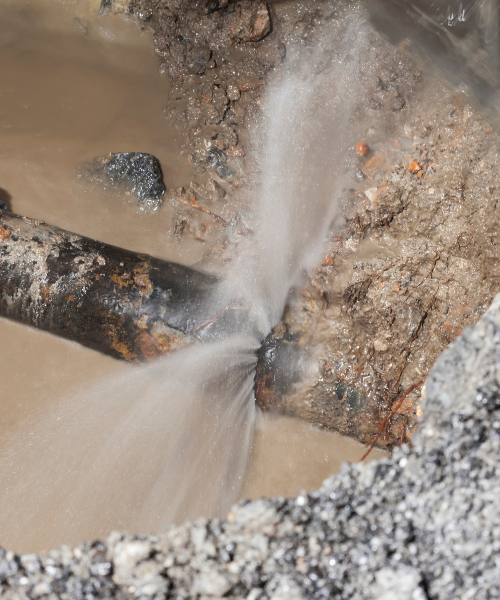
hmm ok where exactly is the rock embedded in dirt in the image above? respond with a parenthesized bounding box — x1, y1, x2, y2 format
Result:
(231, 0, 272, 42)
(83, 152, 165, 209)
(206, 147, 238, 182)
(361, 152, 386, 180)
(186, 45, 212, 75)
(355, 141, 369, 156)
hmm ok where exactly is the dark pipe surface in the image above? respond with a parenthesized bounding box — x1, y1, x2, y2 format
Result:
(0, 212, 239, 361)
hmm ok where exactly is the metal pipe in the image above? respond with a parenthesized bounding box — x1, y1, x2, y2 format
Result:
(0, 212, 242, 361)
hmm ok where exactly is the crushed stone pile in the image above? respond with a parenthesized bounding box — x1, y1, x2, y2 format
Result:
(2, 294, 500, 598)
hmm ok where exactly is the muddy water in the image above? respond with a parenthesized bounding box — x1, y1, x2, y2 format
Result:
(0, 1, 382, 554)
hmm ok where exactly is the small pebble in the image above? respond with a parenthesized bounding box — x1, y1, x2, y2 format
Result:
(355, 142, 369, 156)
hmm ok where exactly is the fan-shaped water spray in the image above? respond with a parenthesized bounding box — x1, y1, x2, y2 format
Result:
(0, 2, 371, 552)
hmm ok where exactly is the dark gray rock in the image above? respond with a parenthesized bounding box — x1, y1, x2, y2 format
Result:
(206, 147, 237, 182)
(85, 152, 166, 209)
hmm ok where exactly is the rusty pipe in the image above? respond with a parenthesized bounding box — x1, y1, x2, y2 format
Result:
(0, 212, 245, 361)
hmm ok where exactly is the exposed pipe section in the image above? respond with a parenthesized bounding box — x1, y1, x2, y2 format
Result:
(0, 212, 245, 361)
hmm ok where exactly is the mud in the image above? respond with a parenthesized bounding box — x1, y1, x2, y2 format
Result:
(0, 0, 393, 554)
(2, 0, 500, 536)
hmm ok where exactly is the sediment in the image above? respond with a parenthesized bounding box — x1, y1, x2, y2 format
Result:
(3, 293, 500, 599)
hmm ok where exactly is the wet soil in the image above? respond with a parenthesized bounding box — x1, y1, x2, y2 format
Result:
(264, 86, 500, 450)
(128, 0, 500, 451)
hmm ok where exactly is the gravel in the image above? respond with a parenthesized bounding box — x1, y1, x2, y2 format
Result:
(3, 294, 500, 598)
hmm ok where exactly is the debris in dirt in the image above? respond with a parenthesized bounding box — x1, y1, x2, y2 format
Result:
(175, 195, 226, 227)
(225, 83, 241, 102)
(82, 152, 165, 209)
(236, 77, 266, 92)
(355, 141, 369, 156)
(225, 144, 245, 157)
(361, 152, 386, 180)
(231, 0, 271, 42)
(407, 159, 421, 173)
(364, 186, 378, 201)
(359, 377, 425, 461)
(257, 95, 500, 449)
(206, 147, 238, 182)
(119, 0, 498, 450)
(226, 211, 254, 242)
(186, 45, 212, 75)
(0, 224, 11, 240)
(353, 167, 365, 182)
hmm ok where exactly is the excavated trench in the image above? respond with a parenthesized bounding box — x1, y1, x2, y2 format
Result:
(1, 0, 500, 597)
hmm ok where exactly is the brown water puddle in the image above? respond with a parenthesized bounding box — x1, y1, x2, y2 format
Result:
(0, 0, 383, 554)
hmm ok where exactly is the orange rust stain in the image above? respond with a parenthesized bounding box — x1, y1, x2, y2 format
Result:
(323, 256, 334, 266)
(134, 315, 149, 331)
(40, 285, 51, 302)
(136, 329, 191, 361)
(136, 332, 165, 360)
(111, 273, 132, 289)
(0, 225, 11, 240)
(108, 335, 136, 362)
(133, 271, 152, 294)
(66, 295, 75, 302)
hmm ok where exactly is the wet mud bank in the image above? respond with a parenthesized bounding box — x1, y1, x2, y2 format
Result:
(257, 93, 500, 450)
(3, 297, 500, 598)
